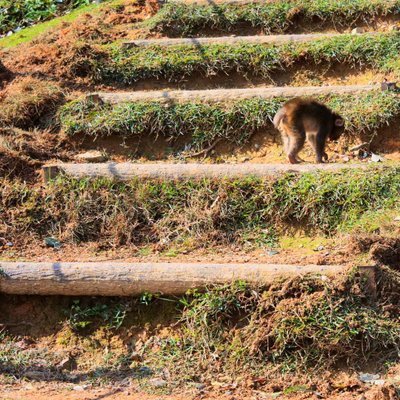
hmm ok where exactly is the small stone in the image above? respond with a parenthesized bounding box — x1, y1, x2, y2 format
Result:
(394, 216, 400, 221)
(6, 31, 13, 37)
(75, 150, 107, 163)
(254, 143, 261, 150)
(25, 371, 46, 380)
(352, 27, 365, 34)
(73, 385, 89, 391)
(65, 373, 78, 382)
(194, 383, 206, 390)
(267, 250, 279, 256)
(341, 156, 350, 162)
(44, 237, 61, 249)
(314, 245, 325, 252)
(370, 153, 385, 163)
(149, 378, 167, 388)
(359, 373, 380, 383)
(130, 351, 142, 361)
(57, 355, 76, 371)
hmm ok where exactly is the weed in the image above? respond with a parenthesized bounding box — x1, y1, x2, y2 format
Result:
(66, 300, 128, 331)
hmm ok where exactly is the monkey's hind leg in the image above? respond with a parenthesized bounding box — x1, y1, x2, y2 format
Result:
(307, 128, 328, 164)
(280, 130, 290, 155)
(286, 131, 305, 164)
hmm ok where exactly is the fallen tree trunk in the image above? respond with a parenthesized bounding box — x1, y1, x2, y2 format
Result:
(42, 162, 368, 182)
(0, 262, 352, 296)
(92, 85, 378, 104)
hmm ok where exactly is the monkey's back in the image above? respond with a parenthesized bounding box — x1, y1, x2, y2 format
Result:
(281, 98, 334, 133)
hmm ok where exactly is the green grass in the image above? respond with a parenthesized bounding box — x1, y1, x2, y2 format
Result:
(0, 0, 95, 35)
(1, 270, 399, 384)
(95, 33, 400, 84)
(0, 0, 113, 48)
(146, 272, 400, 378)
(1, 166, 400, 248)
(59, 91, 400, 149)
(146, 0, 400, 36)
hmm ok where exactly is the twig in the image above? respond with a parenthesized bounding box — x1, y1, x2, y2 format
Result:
(187, 138, 223, 158)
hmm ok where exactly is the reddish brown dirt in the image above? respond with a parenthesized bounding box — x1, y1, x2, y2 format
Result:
(1, 384, 398, 400)
(0, 236, 363, 266)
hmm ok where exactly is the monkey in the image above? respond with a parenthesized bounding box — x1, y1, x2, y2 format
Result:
(273, 98, 345, 164)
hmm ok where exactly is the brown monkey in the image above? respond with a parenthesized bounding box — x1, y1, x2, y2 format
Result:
(273, 98, 344, 164)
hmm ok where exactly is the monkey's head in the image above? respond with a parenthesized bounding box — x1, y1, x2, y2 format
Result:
(330, 113, 345, 141)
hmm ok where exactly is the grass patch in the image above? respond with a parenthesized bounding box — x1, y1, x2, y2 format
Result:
(95, 33, 400, 84)
(60, 91, 400, 149)
(146, 0, 400, 36)
(1, 269, 399, 385)
(1, 166, 399, 248)
(0, 0, 113, 48)
(0, 77, 63, 129)
(145, 270, 400, 379)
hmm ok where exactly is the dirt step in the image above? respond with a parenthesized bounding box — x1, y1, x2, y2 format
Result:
(92, 84, 379, 104)
(43, 163, 369, 182)
(0, 261, 351, 296)
(125, 33, 364, 47)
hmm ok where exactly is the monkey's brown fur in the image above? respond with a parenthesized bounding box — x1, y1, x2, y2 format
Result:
(273, 98, 345, 164)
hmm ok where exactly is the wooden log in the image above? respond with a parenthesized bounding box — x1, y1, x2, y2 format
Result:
(0, 262, 349, 296)
(124, 33, 348, 48)
(42, 162, 369, 182)
(92, 85, 378, 104)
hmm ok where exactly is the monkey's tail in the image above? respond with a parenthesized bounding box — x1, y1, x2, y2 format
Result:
(273, 108, 286, 129)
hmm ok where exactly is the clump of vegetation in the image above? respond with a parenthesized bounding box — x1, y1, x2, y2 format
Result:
(148, 271, 400, 379)
(66, 300, 129, 331)
(0, 0, 101, 35)
(1, 166, 399, 248)
(97, 33, 400, 84)
(60, 91, 400, 148)
(0, 77, 64, 129)
(147, 0, 400, 36)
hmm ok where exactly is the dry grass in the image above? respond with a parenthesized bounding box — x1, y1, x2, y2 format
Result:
(0, 77, 64, 129)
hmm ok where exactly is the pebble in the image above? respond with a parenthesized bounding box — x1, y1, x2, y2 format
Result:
(75, 150, 107, 163)
(149, 378, 167, 388)
(194, 383, 206, 390)
(73, 385, 89, 391)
